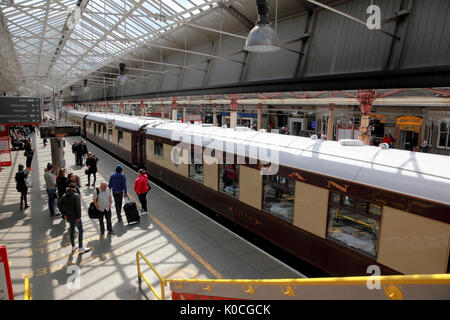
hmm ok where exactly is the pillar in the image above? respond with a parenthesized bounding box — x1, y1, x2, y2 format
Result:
(327, 104, 334, 141)
(357, 90, 376, 145)
(230, 95, 238, 129)
(140, 99, 144, 116)
(120, 101, 124, 114)
(257, 103, 263, 130)
(107, 102, 110, 113)
(183, 104, 187, 123)
(172, 97, 178, 120)
(213, 104, 218, 126)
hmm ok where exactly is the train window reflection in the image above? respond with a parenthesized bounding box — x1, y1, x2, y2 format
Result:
(103, 126, 106, 139)
(263, 175, 294, 222)
(154, 141, 164, 157)
(108, 129, 113, 142)
(219, 164, 239, 198)
(327, 192, 381, 258)
(118, 131, 123, 146)
(189, 148, 204, 183)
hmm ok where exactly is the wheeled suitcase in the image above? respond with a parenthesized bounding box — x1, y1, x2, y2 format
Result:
(123, 199, 140, 225)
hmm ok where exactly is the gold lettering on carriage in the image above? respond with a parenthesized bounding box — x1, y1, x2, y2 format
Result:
(326, 180, 350, 193)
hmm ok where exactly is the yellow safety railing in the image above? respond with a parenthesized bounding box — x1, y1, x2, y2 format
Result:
(136, 251, 166, 300)
(24, 276, 31, 300)
(136, 251, 450, 300)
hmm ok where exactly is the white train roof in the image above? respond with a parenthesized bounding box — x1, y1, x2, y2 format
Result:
(67, 111, 450, 206)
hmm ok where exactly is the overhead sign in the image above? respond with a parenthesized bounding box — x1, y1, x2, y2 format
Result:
(40, 123, 81, 139)
(0, 97, 42, 125)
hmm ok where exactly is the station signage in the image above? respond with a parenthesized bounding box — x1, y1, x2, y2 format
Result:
(40, 123, 81, 139)
(0, 97, 42, 125)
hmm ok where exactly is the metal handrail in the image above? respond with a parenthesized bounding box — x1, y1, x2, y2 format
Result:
(135, 250, 450, 300)
(136, 251, 166, 300)
(24, 277, 31, 300)
(165, 274, 450, 286)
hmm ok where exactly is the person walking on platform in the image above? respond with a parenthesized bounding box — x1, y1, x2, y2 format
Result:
(108, 165, 127, 222)
(61, 183, 91, 254)
(15, 164, 29, 210)
(134, 169, 149, 216)
(94, 182, 113, 236)
(24, 138, 35, 170)
(56, 168, 68, 199)
(67, 173, 81, 194)
(72, 141, 79, 166)
(44, 163, 59, 217)
(75, 141, 83, 166)
(85, 153, 97, 187)
(56, 168, 68, 215)
(81, 141, 88, 165)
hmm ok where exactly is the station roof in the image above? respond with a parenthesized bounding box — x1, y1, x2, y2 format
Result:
(0, 0, 309, 95)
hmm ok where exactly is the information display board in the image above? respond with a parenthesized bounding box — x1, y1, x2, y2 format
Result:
(0, 246, 14, 300)
(0, 97, 42, 125)
(40, 123, 81, 138)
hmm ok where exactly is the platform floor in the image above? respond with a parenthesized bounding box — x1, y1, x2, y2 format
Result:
(0, 132, 303, 300)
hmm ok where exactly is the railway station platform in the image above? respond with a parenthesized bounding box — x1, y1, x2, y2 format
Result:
(0, 131, 303, 300)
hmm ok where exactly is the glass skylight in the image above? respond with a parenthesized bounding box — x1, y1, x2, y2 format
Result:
(0, 0, 223, 93)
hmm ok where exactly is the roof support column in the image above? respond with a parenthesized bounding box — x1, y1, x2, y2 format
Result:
(257, 103, 263, 130)
(230, 95, 238, 129)
(172, 97, 178, 120)
(327, 103, 335, 141)
(213, 104, 218, 126)
(358, 90, 377, 145)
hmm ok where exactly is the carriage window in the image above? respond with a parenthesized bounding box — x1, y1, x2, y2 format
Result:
(94, 124, 97, 136)
(189, 147, 204, 183)
(108, 129, 113, 142)
(88, 122, 91, 132)
(154, 141, 164, 157)
(219, 164, 239, 198)
(118, 131, 123, 146)
(103, 126, 106, 139)
(263, 174, 295, 222)
(327, 192, 381, 258)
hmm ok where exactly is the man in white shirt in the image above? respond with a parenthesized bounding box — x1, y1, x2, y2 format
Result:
(93, 182, 113, 236)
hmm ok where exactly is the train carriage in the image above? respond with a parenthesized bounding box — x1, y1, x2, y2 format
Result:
(67, 110, 450, 277)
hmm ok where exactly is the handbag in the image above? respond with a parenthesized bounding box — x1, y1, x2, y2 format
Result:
(85, 169, 90, 175)
(88, 188, 102, 219)
(24, 173, 32, 188)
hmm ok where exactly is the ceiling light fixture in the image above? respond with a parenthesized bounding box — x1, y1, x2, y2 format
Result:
(244, 0, 280, 53)
(116, 63, 128, 86)
(82, 79, 89, 93)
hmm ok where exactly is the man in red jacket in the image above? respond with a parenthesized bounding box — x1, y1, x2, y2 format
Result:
(134, 169, 149, 216)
